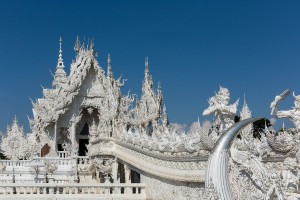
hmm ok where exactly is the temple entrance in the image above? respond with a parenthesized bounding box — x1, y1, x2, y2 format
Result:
(78, 139, 89, 156)
(78, 123, 89, 156)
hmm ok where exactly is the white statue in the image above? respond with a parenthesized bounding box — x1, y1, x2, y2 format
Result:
(203, 86, 239, 132)
(271, 90, 300, 129)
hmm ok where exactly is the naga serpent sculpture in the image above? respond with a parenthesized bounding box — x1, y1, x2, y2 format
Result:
(206, 117, 263, 200)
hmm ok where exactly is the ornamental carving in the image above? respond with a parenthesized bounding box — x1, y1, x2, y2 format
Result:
(0, 117, 28, 160)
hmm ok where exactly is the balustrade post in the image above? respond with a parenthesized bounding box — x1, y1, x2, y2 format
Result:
(104, 186, 109, 194)
(140, 186, 145, 195)
(128, 186, 133, 194)
(124, 164, 131, 194)
(111, 161, 118, 183)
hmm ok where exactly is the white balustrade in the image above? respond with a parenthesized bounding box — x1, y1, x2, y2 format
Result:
(77, 156, 89, 165)
(0, 156, 147, 199)
(58, 151, 71, 158)
(0, 183, 146, 196)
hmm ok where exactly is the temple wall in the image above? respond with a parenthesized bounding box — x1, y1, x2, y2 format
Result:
(142, 174, 204, 200)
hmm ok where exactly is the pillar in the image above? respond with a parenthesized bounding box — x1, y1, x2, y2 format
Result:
(111, 161, 118, 183)
(124, 163, 131, 194)
(71, 114, 77, 154)
(124, 163, 131, 183)
(54, 122, 58, 152)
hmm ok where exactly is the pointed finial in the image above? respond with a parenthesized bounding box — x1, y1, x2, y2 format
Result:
(13, 115, 18, 124)
(144, 57, 150, 78)
(107, 53, 113, 78)
(74, 35, 80, 53)
(59, 36, 63, 60)
(90, 38, 94, 50)
(107, 53, 111, 68)
(145, 57, 149, 69)
(56, 36, 64, 69)
(89, 38, 96, 56)
(59, 36, 62, 49)
(243, 94, 247, 105)
(53, 36, 67, 88)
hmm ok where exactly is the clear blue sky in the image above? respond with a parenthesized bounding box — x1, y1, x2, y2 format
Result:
(0, 0, 299, 132)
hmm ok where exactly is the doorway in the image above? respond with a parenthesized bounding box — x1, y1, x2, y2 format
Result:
(78, 123, 89, 156)
(78, 139, 89, 156)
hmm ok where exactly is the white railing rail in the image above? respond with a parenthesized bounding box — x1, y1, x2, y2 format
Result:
(0, 183, 146, 195)
(77, 156, 90, 165)
(58, 151, 71, 158)
(0, 157, 76, 167)
(0, 160, 31, 167)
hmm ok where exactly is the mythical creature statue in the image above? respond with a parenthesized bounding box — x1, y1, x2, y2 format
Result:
(93, 157, 117, 175)
(203, 86, 239, 132)
(271, 89, 300, 129)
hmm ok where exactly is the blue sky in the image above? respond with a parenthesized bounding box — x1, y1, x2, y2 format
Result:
(0, 0, 300, 132)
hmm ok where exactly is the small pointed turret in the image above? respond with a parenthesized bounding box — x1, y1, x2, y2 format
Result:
(89, 38, 96, 57)
(143, 57, 153, 88)
(74, 35, 80, 54)
(240, 95, 252, 120)
(53, 36, 67, 89)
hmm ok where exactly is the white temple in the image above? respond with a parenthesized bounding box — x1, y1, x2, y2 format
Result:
(0, 37, 300, 200)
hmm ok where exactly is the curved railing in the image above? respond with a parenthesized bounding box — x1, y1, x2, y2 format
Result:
(89, 137, 207, 183)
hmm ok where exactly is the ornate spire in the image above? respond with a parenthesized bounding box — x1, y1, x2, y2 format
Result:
(145, 57, 149, 78)
(53, 36, 67, 89)
(107, 53, 113, 78)
(143, 57, 153, 89)
(74, 35, 80, 54)
(240, 95, 251, 120)
(58, 36, 63, 62)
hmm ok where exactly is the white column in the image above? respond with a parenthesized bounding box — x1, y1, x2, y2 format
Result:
(111, 161, 118, 183)
(54, 122, 58, 152)
(124, 163, 131, 183)
(124, 163, 131, 194)
(71, 115, 77, 154)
